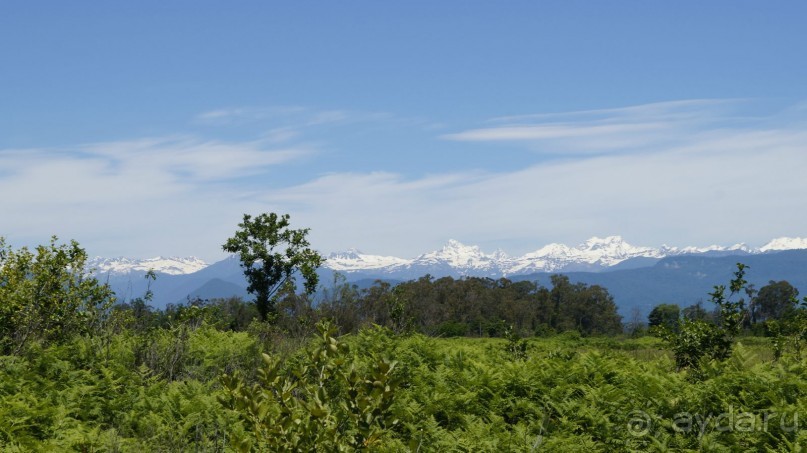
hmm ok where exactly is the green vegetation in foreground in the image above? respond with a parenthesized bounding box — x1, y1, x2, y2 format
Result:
(1, 324, 806, 451)
(1, 217, 806, 451)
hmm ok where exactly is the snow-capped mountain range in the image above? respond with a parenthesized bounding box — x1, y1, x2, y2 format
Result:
(323, 236, 763, 279)
(89, 236, 807, 278)
(88, 256, 209, 276)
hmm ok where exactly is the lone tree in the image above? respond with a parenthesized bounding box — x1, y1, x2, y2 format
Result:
(648, 303, 680, 331)
(754, 280, 799, 323)
(223, 213, 323, 321)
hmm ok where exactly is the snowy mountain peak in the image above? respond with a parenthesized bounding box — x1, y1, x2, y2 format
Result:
(579, 235, 625, 251)
(416, 239, 491, 269)
(324, 249, 409, 272)
(327, 249, 364, 260)
(437, 239, 483, 257)
(319, 236, 807, 278)
(760, 237, 807, 252)
(491, 248, 510, 261)
(89, 256, 209, 276)
(438, 239, 481, 255)
(578, 236, 653, 255)
(524, 243, 572, 258)
(675, 242, 753, 254)
(729, 243, 752, 252)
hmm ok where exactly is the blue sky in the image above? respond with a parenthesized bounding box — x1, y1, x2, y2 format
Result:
(2, 1, 807, 261)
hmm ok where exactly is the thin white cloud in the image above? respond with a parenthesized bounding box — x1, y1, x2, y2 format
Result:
(441, 99, 757, 155)
(487, 99, 742, 124)
(3, 100, 807, 261)
(266, 101, 807, 257)
(195, 105, 393, 128)
(194, 106, 307, 124)
(443, 122, 667, 141)
(0, 136, 311, 259)
(82, 136, 308, 181)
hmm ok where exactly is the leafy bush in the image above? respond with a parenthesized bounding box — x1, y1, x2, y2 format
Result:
(504, 324, 528, 360)
(436, 321, 468, 337)
(657, 263, 751, 370)
(219, 321, 403, 451)
(0, 237, 115, 354)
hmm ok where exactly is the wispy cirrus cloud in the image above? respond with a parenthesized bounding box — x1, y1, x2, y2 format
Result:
(487, 99, 743, 124)
(441, 99, 755, 155)
(265, 100, 807, 256)
(194, 105, 392, 128)
(4, 100, 807, 261)
(0, 136, 310, 201)
(443, 122, 667, 142)
(194, 106, 308, 124)
(0, 135, 312, 258)
(81, 136, 308, 181)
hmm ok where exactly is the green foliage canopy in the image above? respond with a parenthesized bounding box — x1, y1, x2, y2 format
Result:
(755, 280, 799, 322)
(222, 213, 323, 322)
(648, 303, 680, 331)
(0, 236, 115, 354)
